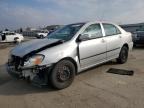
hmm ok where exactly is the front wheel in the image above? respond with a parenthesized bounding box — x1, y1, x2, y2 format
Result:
(50, 60, 75, 90)
(14, 37, 21, 43)
(117, 46, 128, 64)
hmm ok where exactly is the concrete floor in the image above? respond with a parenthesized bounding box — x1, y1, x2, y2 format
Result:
(0, 42, 144, 108)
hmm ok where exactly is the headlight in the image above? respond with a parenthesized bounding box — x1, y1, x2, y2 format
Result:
(24, 54, 45, 66)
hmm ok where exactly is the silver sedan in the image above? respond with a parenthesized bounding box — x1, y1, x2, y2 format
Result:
(7, 21, 133, 89)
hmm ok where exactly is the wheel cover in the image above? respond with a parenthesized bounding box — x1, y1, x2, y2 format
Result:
(57, 65, 71, 82)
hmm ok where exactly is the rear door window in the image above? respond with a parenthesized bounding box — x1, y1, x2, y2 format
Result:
(103, 23, 121, 36)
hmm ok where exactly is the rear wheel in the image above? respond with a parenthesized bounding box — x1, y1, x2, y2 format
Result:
(117, 46, 128, 64)
(14, 37, 20, 43)
(50, 60, 75, 90)
(40, 35, 44, 38)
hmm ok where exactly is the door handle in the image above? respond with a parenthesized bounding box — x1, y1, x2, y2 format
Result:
(101, 39, 105, 43)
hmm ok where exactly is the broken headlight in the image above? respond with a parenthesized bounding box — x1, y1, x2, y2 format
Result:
(24, 54, 45, 66)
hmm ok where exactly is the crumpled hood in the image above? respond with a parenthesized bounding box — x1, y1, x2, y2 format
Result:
(11, 38, 62, 58)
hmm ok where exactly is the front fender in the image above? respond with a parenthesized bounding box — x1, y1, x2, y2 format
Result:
(38, 41, 78, 66)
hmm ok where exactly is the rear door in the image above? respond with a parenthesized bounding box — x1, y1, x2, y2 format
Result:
(78, 23, 107, 68)
(102, 23, 122, 60)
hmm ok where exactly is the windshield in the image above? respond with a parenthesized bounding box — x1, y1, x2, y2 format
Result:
(48, 23, 85, 41)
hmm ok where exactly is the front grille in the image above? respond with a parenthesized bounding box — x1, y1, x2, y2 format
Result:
(9, 55, 24, 71)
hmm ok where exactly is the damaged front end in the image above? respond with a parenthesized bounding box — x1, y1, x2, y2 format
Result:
(6, 55, 53, 87)
(6, 38, 64, 87)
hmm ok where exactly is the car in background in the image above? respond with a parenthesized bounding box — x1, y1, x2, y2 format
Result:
(133, 31, 144, 46)
(7, 21, 133, 89)
(0, 31, 24, 43)
(36, 30, 49, 39)
(0, 33, 2, 41)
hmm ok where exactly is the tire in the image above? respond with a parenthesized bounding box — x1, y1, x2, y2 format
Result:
(117, 46, 128, 64)
(14, 37, 21, 43)
(50, 60, 75, 90)
(40, 35, 44, 39)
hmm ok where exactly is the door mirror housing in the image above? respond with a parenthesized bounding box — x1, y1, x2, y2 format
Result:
(77, 34, 90, 42)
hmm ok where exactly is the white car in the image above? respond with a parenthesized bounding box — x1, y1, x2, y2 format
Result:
(36, 30, 49, 38)
(0, 31, 24, 43)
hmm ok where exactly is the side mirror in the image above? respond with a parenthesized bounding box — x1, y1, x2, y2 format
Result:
(77, 34, 90, 42)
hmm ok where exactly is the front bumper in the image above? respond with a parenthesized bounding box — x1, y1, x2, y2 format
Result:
(6, 63, 22, 79)
(6, 63, 52, 87)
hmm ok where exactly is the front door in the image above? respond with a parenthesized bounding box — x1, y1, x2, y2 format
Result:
(78, 23, 107, 69)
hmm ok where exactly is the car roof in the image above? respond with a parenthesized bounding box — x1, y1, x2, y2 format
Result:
(69, 21, 118, 26)
(2, 31, 15, 33)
